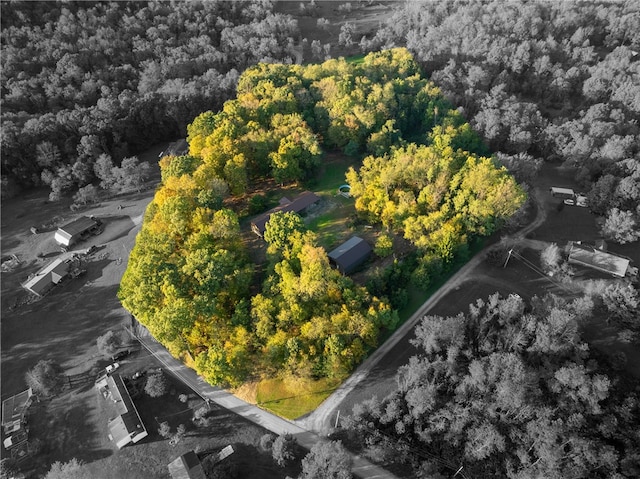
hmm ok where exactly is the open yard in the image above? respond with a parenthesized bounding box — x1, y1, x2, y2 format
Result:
(0, 140, 310, 477)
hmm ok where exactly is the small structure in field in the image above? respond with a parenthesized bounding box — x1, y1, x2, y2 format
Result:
(22, 255, 82, 296)
(54, 216, 103, 248)
(98, 373, 148, 449)
(567, 241, 631, 278)
(328, 236, 372, 274)
(251, 191, 321, 237)
(168, 450, 206, 479)
(550, 187, 575, 199)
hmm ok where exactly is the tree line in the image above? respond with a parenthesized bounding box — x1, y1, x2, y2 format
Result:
(119, 48, 522, 387)
(343, 292, 640, 478)
(1, 0, 299, 199)
(360, 0, 640, 244)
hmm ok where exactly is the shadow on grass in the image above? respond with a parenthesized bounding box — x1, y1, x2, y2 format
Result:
(258, 388, 338, 405)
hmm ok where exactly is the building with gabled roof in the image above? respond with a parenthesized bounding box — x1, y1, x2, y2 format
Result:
(100, 373, 147, 449)
(327, 236, 372, 274)
(168, 451, 206, 479)
(251, 191, 320, 236)
(2, 388, 33, 435)
(567, 241, 630, 278)
(54, 216, 102, 247)
(22, 255, 80, 296)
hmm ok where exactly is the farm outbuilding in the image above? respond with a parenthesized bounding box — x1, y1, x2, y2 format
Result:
(22, 255, 81, 296)
(168, 451, 206, 479)
(251, 191, 320, 237)
(550, 187, 575, 198)
(54, 216, 102, 247)
(328, 236, 372, 274)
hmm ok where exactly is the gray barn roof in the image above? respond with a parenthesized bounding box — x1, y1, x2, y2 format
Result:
(57, 216, 98, 237)
(328, 236, 372, 274)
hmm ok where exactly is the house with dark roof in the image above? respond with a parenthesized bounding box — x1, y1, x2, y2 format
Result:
(22, 255, 81, 296)
(168, 451, 206, 479)
(54, 216, 103, 247)
(251, 191, 320, 237)
(327, 236, 372, 274)
(567, 241, 630, 278)
(98, 373, 147, 449)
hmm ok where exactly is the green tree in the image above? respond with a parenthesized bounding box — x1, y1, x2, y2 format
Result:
(72, 184, 100, 206)
(271, 433, 298, 467)
(300, 440, 352, 479)
(25, 359, 64, 397)
(44, 458, 85, 479)
(96, 330, 125, 357)
(145, 372, 168, 397)
(602, 283, 639, 327)
(602, 208, 640, 244)
(540, 243, 562, 273)
(263, 211, 306, 259)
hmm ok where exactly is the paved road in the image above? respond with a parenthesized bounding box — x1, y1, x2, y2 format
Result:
(298, 191, 548, 434)
(133, 328, 397, 479)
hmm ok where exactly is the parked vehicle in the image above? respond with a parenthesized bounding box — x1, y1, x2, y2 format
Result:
(105, 362, 120, 374)
(111, 349, 130, 362)
(3, 430, 28, 449)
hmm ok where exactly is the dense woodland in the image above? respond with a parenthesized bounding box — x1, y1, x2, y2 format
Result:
(334, 2, 640, 477)
(1, 0, 299, 198)
(118, 48, 522, 387)
(343, 292, 640, 478)
(5, 2, 640, 478)
(360, 0, 640, 244)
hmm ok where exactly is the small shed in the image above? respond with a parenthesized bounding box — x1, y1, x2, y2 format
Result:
(328, 236, 372, 274)
(549, 187, 575, 198)
(54, 216, 101, 247)
(168, 451, 206, 479)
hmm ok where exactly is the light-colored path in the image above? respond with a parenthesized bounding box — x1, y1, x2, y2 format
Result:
(133, 328, 397, 479)
(298, 191, 547, 434)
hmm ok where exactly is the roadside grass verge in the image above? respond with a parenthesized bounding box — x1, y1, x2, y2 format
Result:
(256, 377, 343, 420)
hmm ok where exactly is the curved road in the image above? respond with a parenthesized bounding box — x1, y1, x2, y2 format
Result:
(297, 191, 547, 434)
(132, 327, 396, 479)
(126, 191, 546, 478)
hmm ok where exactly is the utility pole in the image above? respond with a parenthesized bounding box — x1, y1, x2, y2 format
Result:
(503, 248, 513, 268)
(453, 465, 464, 477)
(335, 410, 340, 429)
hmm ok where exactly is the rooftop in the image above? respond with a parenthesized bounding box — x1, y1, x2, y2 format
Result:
(251, 191, 321, 235)
(568, 242, 630, 278)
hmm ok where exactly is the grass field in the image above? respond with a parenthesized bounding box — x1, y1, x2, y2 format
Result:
(256, 377, 343, 420)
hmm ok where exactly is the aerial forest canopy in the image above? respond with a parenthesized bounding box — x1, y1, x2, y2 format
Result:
(0, 0, 299, 198)
(119, 48, 524, 387)
(344, 292, 640, 479)
(362, 0, 640, 244)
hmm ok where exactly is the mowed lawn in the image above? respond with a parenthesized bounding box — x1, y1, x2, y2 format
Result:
(256, 377, 343, 420)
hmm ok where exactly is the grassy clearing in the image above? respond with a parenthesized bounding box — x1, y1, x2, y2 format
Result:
(345, 53, 366, 64)
(256, 377, 342, 420)
(310, 152, 358, 196)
